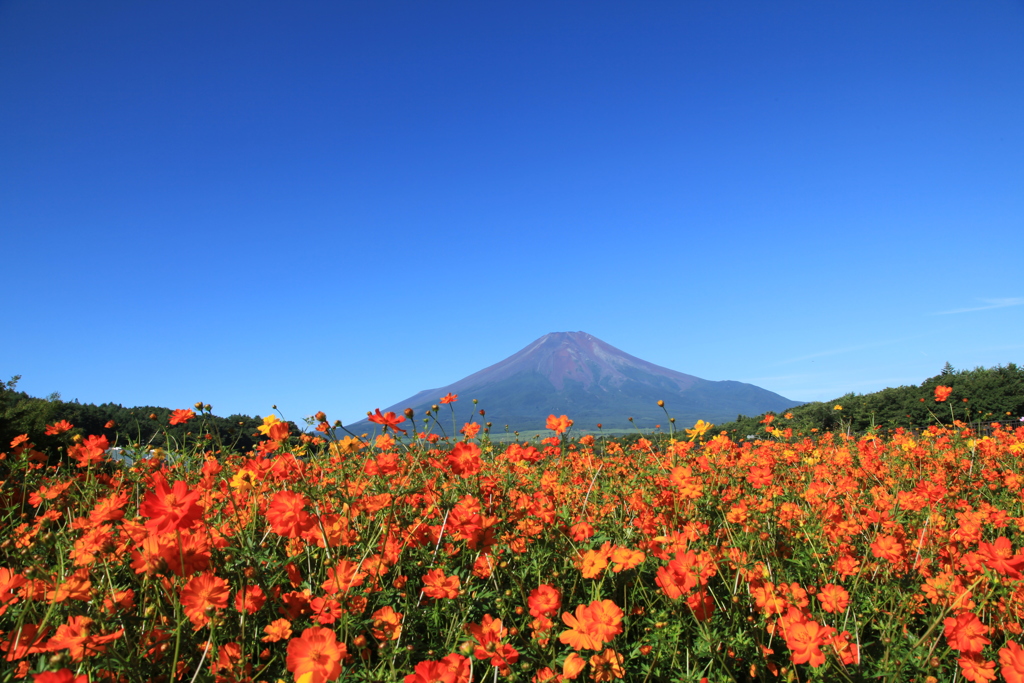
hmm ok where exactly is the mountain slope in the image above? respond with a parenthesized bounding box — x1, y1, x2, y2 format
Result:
(350, 332, 802, 433)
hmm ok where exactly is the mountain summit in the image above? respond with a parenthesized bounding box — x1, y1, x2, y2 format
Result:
(354, 332, 801, 432)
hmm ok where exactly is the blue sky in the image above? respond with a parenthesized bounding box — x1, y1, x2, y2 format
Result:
(2, 1, 1022, 426)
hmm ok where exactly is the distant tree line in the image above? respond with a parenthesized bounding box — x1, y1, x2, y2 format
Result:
(0, 376, 269, 456)
(716, 363, 1024, 438)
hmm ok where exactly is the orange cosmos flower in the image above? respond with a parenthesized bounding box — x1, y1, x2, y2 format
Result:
(168, 409, 195, 425)
(321, 559, 366, 595)
(562, 652, 587, 679)
(687, 587, 715, 622)
(559, 600, 623, 650)
(2, 623, 50, 661)
(370, 605, 403, 641)
(310, 597, 342, 625)
(403, 653, 471, 683)
(829, 631, 860, 666)
(422, 569, 460, 600)
(999, 640, 1024, 683)
(528, 584, 562, 618)
(180, 572, 230, 630)
(261, 619, 293, 643)
(68, 433, 109, 467)
(139, 472, 203, 533)
(579, 544, 612, 579)
(235, 584, 267, 614)
(656, 554, 700, 600)
(589, 648, 625, 681)
(782, 611, 835, 668)
(286, 627, 345, 683)
(447, 442, 482, 477)
(460, 422, 481, 439)
(977, 536, 1024, 578)
(368, 409, 407, 434)
(958, 654, 997, 682)
(610, 546, 645, 572)
(268, 421, 290, 441)
(944, 612, 991, 654)
(934, 385, 953, 402)
(32, 670, 88, 683)
(546, 414, 572, 434)
(267, 490, 315, 538)
(46, 616, 123, 663)
(465, 614, 519, 671)
(439, 393, 458, 404)
(816, 584, 850, 613)
(44, 420, 74, 435)
(870, 534, 904, 564)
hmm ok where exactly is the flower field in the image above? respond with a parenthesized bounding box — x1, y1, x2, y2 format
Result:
(2, 395, 1024, 683)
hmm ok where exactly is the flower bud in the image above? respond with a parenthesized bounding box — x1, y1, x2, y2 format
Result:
(315, 411, 326, 423)
(404, 408, 414, 419)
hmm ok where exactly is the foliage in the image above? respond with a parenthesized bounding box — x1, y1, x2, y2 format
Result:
(0, 377, 267, 458)
(2, 399, 1024, 683)
(717, 363, 1024, 439)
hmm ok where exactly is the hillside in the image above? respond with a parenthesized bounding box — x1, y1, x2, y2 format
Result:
(715, 362, 1024, 437)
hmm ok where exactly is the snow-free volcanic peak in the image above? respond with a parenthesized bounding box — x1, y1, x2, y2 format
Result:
(352, 332, 801, 432)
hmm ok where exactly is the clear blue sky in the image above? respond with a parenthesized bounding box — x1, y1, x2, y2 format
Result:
(2, 1, 1022, 426)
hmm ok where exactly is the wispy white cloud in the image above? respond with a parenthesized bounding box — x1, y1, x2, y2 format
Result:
(933, 298, 1024, 315)
(742, 374, 813, 383)
(786, 377, 921, 402)
(773, 337, 912, 366)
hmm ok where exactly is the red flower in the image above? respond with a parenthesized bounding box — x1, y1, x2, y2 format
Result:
(977, 537, 1024, 578)
(370, 605, 403, 641)
(139, 472, 204, 533)
(447, 442, 482, 477)
(817, 584, 850, 613)
(32, 671, 88, 683)
(782, 611, 835, 668)
(267, 490, 315, 538)
(870, 534, 904, 564)
(934, 385, 953, 402)
(944, 612, 991, 654)
(422, 569, 460, 600)
(169, 409, 195, 425)
(46, 616, 123, 662)
(559, 600, 623, 651)
(1000, 640, 1024, 683)
(68, 434, 110, 467)
(368, 409, 407, 434)
(286, 627, 345, 683)
(528, 584, 562, 618)
(546, 414, 572, 434)
(439, 393, 458, 404)
(180, 572, 230, 630)
(44, 420, 74, 436)
(404, 653, 470, 683)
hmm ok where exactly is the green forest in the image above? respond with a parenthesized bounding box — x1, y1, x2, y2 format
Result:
(716, 362, 1024, 438)
(0, 376, 268, 456)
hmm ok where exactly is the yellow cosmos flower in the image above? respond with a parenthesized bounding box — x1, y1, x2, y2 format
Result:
(257, 414, 281, 436)
(685, 419, 713, 441)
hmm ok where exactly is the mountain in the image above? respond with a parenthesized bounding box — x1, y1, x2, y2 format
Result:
(348, 332, 802, 434)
